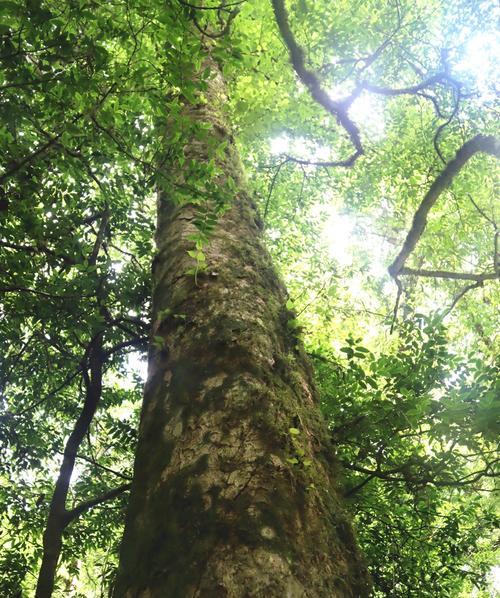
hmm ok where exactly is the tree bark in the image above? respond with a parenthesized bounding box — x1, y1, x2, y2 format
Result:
(114, 46, 370, 598)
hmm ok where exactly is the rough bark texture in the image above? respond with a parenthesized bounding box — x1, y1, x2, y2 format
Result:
(114, 50, 370, 598)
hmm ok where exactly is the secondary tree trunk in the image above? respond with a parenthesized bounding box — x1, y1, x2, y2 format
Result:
(36, 337, 104, 598)
(114, 43, 370, 598)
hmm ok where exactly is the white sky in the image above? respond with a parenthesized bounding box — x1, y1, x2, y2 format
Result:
(455, 31, 499, 102)
(126, 351, 148, 382)
(323, 209, 355, 267)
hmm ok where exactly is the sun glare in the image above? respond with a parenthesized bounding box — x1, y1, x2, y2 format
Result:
(489, 566, 500, 594)
(323, 209, 355, 267)
(269, 134, 333, 163)
(126, 351, 148, 382)
(348, 92, 386, 139)
(270, 135, 290, 155)
(455, 31, 499, 101)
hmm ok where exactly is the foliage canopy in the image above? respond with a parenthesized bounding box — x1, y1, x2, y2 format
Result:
(0, 0, 498, 595)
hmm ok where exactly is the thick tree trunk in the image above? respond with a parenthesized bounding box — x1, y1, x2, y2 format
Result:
(114, 48, 370, 598)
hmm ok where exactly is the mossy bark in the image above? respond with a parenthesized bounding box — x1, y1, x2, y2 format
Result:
(114, 50, 370, 598)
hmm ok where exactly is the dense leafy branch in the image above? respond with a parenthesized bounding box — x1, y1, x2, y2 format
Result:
(0, 85, 116, 186)
(15, 367, 83, 416)
(180, 0, 242, 39)
(0, 241, 76, 265)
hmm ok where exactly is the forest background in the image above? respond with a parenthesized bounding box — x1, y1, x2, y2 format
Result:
(0, 0, 498, 596)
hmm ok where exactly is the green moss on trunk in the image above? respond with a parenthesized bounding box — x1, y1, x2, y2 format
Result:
(114, 44, 370, 598)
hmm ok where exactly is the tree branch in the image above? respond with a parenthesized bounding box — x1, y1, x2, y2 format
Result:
(398, 267, 497, 281)
(342, 458, 499, 489)
(88, 207, 110, 266)
(389, 134, 500, 277)
(443, 280, 484, 316)
(467, 193, 497, 228)
(357, 72, 461, 99)
(263, 159, 287, 223)
(57, 451, 133, 481)
(104, 337, 148, 358)
(64, 483, 131, 525)
(344, 473, 377, 498)
(271, 0, 363, 165)
(0, 286, 79, 299)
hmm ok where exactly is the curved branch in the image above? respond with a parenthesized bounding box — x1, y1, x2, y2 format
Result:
(357, 72, 461, 99)
(444, 280, 484, 317)
(271, 0, 363, 164)
(389, 134, 500, 277)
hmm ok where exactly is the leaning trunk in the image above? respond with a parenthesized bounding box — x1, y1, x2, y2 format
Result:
(36, 337, 104, 598)
(114, 43, 370, 597)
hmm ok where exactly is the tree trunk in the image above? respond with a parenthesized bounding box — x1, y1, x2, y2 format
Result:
(114, 45, 370, 598)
